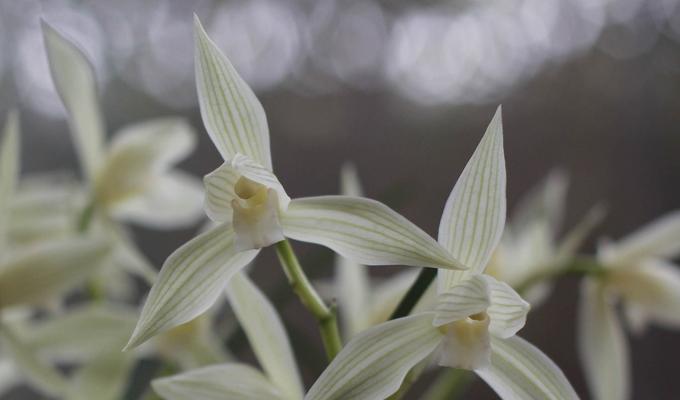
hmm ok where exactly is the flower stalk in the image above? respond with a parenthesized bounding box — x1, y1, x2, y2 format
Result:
(389, 267, 436, 320)
(274, 239, 342, 361)
(515, 256, 605, 295)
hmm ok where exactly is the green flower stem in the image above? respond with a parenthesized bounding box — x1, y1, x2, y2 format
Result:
(515, 256, 605, 295)
(275, 239, 342, 361)
(77, 199, 104, 301)
(389, 267, 437, 320)
(423, 369, 474, 400)
(77, 199, 96, 233)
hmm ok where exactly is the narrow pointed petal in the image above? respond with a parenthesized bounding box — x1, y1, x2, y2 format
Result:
(282, 196, 464, 270)
(578, 279, 629, 400)
(65, 352, 135, 400)
(0, 111, 19, 252)
(600, 210, 680, 266)
(125, 224, 259, 350)
(0, 325, 67, 397)
(554, 204, 605, 264)
(153, 364, 284, 400)
(226, 272, 304, 400)
(42, 22, 104, 181)
(0, 237, 112, 309)
(511, 169, 568, 240)
(438, 107, 506, 292)
(477, 335, 579, 400)
(433, 275, 490, 327)
(305, 313, 442, 400)
(112, 171, 204, 229)
(204, 154, 290, 222)
(483, 275, 530, 338)
(194, 16, 272, 169)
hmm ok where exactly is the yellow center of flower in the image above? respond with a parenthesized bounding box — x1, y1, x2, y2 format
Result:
(234, 176, 268, 208)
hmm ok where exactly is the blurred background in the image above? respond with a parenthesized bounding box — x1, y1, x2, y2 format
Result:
(1, 0, 679, 398)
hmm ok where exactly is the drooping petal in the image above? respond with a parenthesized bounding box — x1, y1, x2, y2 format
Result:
(438, 107, 506, 292)
(281, 196, 464, 270)
(124, 224, 259, 350)
(153, 364, 284, 400)
(0, 324, 67, 397)
(477, 335, 579, 400)
(305, 313, 442, 400)
(194, 16, 272, 169)
(112, 171, 204, 229)
(433, 275, 490, 327)
(226, 272, 304, 400)
(483, 275, 530, 338)
(95, 118, 196, 206)
(65, 352, 135, 400)
(0, 237, 112, 309)
(600, 210, 680, 267)
(21, 304, 137, 362)
(0, 110, 19, 253)
(42, 22, 105, 182)
(578, 279, 629, 400)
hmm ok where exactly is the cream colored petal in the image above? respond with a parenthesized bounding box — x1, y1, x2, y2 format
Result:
(578, 279, 630, 400)
(194, 16, 272, 169)
(305, 313, 441, 400)
(153, 364, 284, 400)
(438, 312, 492, 370)
(433, 275, 490, 327)
(125, 224, 259, 350)
(483, 275, 530, 338)
(42, 22, 105, 181)
(226, 272, 304, 399)
(438, 107, 506, 292)
(477, 335, 579, 400)
(282, 196, 464, 270)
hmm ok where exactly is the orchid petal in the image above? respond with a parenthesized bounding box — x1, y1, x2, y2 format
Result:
(433, 275, 490, 327)
(438, 107, 506, 292)
(0, 358, 18, 395)
(578, 279, 629, 400)
(153, 364, 284, 400)
(483, 275, 530, 338)
(125, 224, 259, 350)
(305, 313, 441, 400)
(282, 196, 464, 270)
(600, 210, 680, 266)
(66, 352, 135, 400)
(511, 169, 568, 240)
(113, 171, 204, 229)
(477, 335, 579, 400)
(42, 22, 105, 181)
(0, 237, 112, 309)
(194, 16, 272, 169)
(0, 110, 19, 253)
(226, 272, 304, 400)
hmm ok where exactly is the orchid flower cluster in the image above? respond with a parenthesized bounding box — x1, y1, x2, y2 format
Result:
(0, 15, 677, 400)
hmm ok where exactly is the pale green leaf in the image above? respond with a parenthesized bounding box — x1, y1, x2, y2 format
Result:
(477, 335, 579, 400)
(578, 279, 628, 400)
(125, 224, 259, 350)
(438, 106, 506, 292)
(0, 237, 112, 309)
(305, 313, 441, 400)
(153, 364, 284, 400)
(194, 16, 272, 169)
(281, 196, 464, 270)
(226, 272, 304, 400)
(42, 22, 105, 181)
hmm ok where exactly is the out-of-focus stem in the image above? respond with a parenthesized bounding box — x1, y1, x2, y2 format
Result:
(389, 267, 436, 320)
(275, 239, 342, 361)
(515, 256, 605, 295)
(423, 369, 474, 400)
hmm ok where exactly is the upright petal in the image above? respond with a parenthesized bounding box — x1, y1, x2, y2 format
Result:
(153, 364, 284, 400)
(282, 196, 464, 270)
(578, 279, 630, 400)
(194, 16, 272, 169)
(305, 313, 442, 400)
(438, 107, 506, 292)
(226, 272, 304, 400)
(125, 224, 259, 350)
(0, 111, 19, 253)
(42, 22, 105, 181)
(600, 211, 680, 267)
(0, 237, 112, 309)
(477, 335, 579, 400)
(112, 171, 204, 229)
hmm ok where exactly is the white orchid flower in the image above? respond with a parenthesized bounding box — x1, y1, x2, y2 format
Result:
(153, 272, 304, 400)
(579, 211, 680, 400)
(124, 16, 465, 350)
(42, 22, 204, 231)
(305, 108, 579, 400)
(487, 170, 603, 305)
